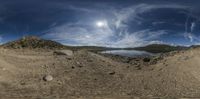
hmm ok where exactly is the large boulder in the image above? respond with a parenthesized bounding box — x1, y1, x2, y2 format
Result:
(53, 50, 74, 56)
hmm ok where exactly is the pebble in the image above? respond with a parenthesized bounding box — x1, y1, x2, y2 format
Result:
(43, 75, 53, 81)
(109, 71, 116, 75)
(2, 68, 6, 71)
(76, 62, 81, 65)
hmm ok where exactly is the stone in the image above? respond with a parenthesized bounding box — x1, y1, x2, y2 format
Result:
(109, 71, 116, 75)
(0, 67, 6, 71)
(143, 57, 151, 62)
(43, 75, 53, 81)
(53, 50, 73, 56)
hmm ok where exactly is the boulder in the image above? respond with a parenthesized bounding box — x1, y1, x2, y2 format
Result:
(53, 50, 73, 56)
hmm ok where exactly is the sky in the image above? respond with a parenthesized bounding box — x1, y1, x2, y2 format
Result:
(0, 0, 200, 47)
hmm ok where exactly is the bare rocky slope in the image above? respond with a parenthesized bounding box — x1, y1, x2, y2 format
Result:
(2, 36, 65, 49)
(0, 37, 200, 98)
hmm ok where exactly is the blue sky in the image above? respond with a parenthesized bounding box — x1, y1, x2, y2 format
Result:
(0, 0, 199, 47)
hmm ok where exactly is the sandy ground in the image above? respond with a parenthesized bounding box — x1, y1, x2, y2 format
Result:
(0, 48, 200, 98)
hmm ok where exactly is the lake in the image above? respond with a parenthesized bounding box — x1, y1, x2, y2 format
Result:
(101, 50, 156, 57)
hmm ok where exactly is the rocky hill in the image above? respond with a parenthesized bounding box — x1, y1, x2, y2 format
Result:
(2, 36, 65, 49)
(132, 44, 188, 53)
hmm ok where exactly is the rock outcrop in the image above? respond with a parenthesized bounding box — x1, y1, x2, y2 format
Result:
(2, 36, 65, 49)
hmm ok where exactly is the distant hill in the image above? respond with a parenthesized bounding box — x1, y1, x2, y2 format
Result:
(2, 36, 65, 49)
(75, 44, 188, 53)
(1, 36, 117, 50)
(1, 36, 189, 53)
(71, 46, 119, 51)
(190, 45, 200, 49)
(130, 44, 188, 53)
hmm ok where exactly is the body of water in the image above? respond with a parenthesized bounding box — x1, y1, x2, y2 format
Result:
(101, 50, 156, 57)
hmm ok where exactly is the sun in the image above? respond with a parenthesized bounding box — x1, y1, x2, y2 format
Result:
(96, 21, 107, 27)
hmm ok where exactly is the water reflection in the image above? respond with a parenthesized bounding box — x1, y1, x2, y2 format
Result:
(101, 50, 155, 57)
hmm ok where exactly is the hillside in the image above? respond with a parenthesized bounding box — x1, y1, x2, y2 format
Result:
(1, 36, 119, 51)
(0, 46, 199, 98)
(0, 37, 200, 98)
(2, 36, 65, 49)
(132, 44, 188, 53)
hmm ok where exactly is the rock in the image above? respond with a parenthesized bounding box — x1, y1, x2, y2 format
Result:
(43, 75, 53, 81)
(143, 57, 151, 62)
(109, 71, 115, 75)
(76, 62, 81, 65)
(20, 82, 26, 85)
(179, 56, 190, 61)
(136, 65, 142, 70)
(53, 51, 67, 55)
(87, 59, 93, 62)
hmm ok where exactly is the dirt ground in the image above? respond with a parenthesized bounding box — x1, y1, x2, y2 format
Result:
(0, 48, 200, 99)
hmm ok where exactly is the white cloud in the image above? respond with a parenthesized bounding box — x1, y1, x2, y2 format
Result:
(0, 36, 3, 44)
(111, 4, 188, 28)
(183, 32, 197, 42)
(42, 4, 187, 47)
(184, 21, 198, 42)
(111, 30, 168, 47)
(42, 21, 114, 46)
(152, 21, 166, 25)
(187, 33, 194, 42)
(43, 24, 167, 47)
(191, 22, 196, 32)
(68, 5, 98, 13)
(184, 12, 198, 43)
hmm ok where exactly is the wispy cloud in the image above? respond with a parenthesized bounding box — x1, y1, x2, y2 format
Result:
(42, 22, 114, 46)
(68, 5, 98, 13)
(111, 29, 168, 47)
(184, 33, 195, 42)
(191, 22, 196, 32)
(42, 4, 189, 47)
(0, 36, 3, 44)
(184, 17, 198, 42)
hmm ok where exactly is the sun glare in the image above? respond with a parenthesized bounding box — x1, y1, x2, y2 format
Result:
(96, 21, 107, 27)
